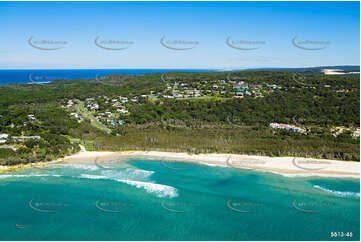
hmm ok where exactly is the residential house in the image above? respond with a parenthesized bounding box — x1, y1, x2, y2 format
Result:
(353, 128, 360, 138)
(70, 113, 79, 118)
(12, 136, 41, 142)
(117, 109, 128, 114)
(0, 134, 9, 144)
(269, 123, 306, 134)
(28, 114, 36, 121)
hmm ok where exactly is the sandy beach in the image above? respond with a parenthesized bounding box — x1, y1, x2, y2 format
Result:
(2, 147, 358, 178)
(95, 150, 360, 178)
(321, 69, 360, 75)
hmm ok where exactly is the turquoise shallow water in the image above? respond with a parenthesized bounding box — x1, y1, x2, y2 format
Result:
(0, 159, 359, 241)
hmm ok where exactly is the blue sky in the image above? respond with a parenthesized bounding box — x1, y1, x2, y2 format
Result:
(0, 1, 359, 69)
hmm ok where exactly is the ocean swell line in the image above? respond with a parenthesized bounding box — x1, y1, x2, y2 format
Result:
(313, 185, 360, 199)
(78, 174, 177, 198)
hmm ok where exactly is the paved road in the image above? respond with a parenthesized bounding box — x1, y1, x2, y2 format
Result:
(0, 144, 15, 150)
(76, 102, 112, 134)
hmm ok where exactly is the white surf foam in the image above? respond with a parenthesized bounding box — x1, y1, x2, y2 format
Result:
(253, 169, 360, 179)
(79, 174, 108, 180)
(59, 164, 99, 171)
(116, 179, 178, 198)
(77, 173, 177, 198)
(313, 185, 360, 199)
(0, 174, 61, 179)
(132, 169, 154, 176)
(202, 163, 228, 168)
(100, 168, 154, 180)
(279, 173, 360, 179)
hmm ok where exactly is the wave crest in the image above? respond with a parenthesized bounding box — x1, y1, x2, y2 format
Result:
(313, 185, 360, 199)
(78, 174, 177, 198)
(0, 174, 61, 179)
(117, 179, 178, 198)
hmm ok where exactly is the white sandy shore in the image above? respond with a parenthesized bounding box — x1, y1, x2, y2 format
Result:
(322, 69, 360, 75)
(1, 148, 360, 178)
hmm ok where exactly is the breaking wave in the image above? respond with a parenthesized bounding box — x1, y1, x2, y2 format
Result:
(100, 168, 154, 180)
(78, 173, 177, 198)
(79, 174, 107, 180)
(116, 179, 178, 198)
(0, 174, 62, 179)
(313, 185, 360, 199)
(58, 164, 99, 171)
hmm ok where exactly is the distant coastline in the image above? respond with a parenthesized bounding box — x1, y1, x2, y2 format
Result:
(0, 69, 216, 85)
(0, 65, 359, 85)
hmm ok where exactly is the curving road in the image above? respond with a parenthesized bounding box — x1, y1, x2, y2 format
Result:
(76, 101, 111, 134)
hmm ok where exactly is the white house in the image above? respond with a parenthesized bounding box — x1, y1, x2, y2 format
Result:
(12, 136, 41, 142)
(353, 128, 360, 138)
(117, 109, 128, 114)
(269, 123, 306, 133)
(28, 114, 36, 121)
(0, 134, 9, 144)
(269, 123, 280, 129)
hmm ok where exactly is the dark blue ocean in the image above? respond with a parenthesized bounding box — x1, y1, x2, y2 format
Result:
(0, 69, 216, 85)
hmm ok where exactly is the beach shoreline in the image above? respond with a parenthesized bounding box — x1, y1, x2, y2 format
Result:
(1, 148, 359, 178)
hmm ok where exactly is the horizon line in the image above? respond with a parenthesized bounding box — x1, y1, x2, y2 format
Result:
(0, 65, 359, 71)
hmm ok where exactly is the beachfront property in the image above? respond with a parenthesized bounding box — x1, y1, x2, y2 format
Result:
(269, 123, 306, 133)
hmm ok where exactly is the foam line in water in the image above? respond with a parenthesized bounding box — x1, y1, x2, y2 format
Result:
(313, 185, 360, 199)
(255, 169, 360, 179)
(116, 179, 178, 198)
(78, 174, 177, 198)
(79, 174, 107, 179)
(101, 168, 154, 180)
(58, 164, 99, 171)
(0, 174, 62, 179)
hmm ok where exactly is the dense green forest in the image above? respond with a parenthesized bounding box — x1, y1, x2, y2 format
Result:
(124, 91, 359, 126)
(0, 70, 359, 165)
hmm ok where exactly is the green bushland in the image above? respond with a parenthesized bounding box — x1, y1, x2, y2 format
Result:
(0, 70, 359, 164)
(88, 125, 359, 161)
